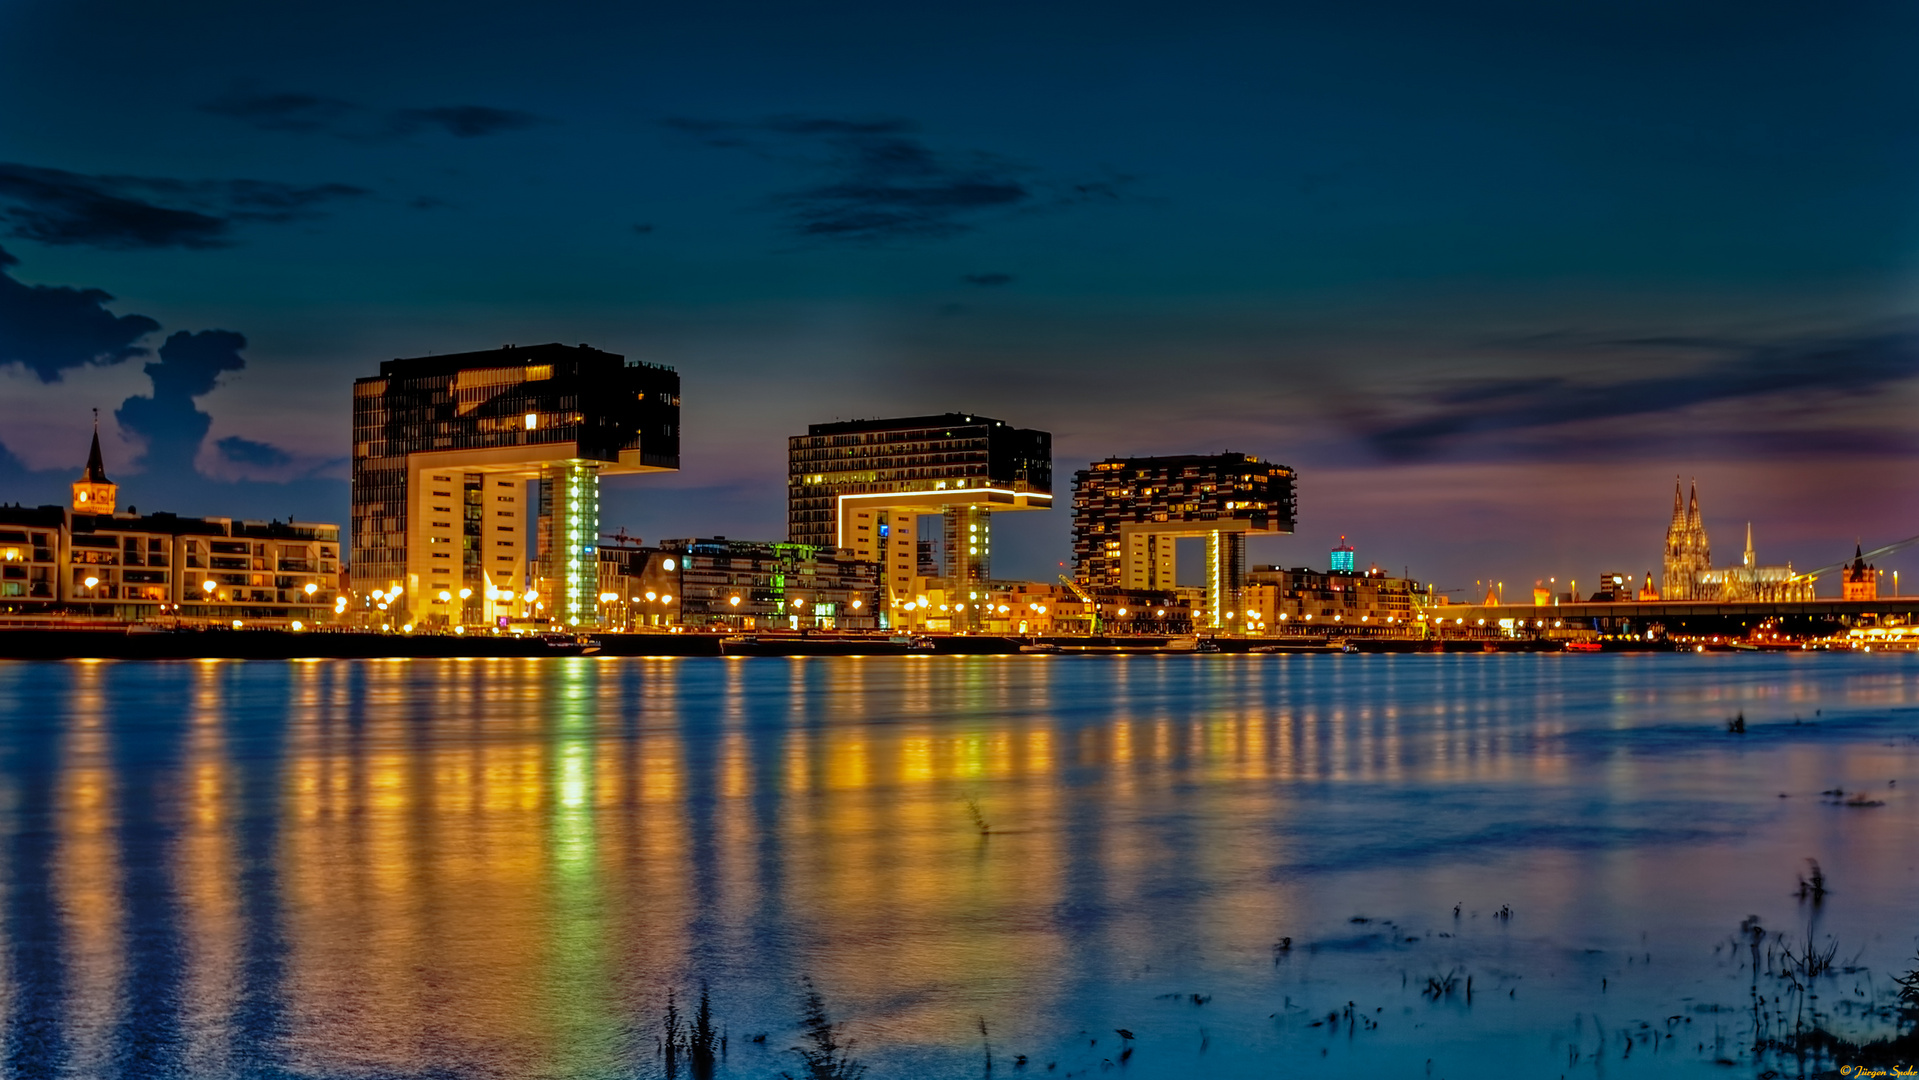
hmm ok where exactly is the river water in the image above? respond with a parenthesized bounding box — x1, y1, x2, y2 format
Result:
(0, 654, 1914, 1079)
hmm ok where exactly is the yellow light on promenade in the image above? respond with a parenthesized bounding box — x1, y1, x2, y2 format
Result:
(83, 576, 99, 588)
(304, 582, 318, 595)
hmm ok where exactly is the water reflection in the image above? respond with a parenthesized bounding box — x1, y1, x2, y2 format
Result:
(0, 654, 1912, 1078)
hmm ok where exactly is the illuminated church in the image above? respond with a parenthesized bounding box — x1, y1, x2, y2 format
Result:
(1662, 479, 1813, 602)
(1660, 478, 1710, 599)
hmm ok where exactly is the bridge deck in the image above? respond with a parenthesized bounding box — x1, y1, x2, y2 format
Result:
(1437, 598, 1917, 621)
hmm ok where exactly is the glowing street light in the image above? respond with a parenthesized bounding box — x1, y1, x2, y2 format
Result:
(304, 582, 319, 595)
(83, 575, 99, 589)
(728, 596, 741, 606)
(458, 587, 472, 600)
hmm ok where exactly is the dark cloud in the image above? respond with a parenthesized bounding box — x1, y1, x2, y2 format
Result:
(390, 105, 544, 138)
(632, 223, 655, 234)
(962, 272, 1014, 287)
(0, 245, 160, 381)
(1362, 329, 1919, 460)
(216, 435, 291, 468)
(203, 88, 547, 140)
(116, 330, 246, 476)
(199, 89, 360, 134)
(665, 113, 1135, 243)
(0, 163, 366, 250)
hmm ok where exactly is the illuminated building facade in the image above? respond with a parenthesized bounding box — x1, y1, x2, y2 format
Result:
(1694, 523, 1814, 602)
(644, 537, 882, 629)
(1329, 537, 1355, 573)
(351, 343, 678, 627)
(788, 414, 1051, 629)
(1243, 565, 1423, 634)
(1843, 544, 1878, 601)
(0, 427, 341, 623)
(1661, 478, 1711, 599)
(1072, 453, 1296, 628)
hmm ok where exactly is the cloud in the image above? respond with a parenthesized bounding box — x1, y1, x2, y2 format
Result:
(199, 89, 360, 134)
(664, 113, 1136, 243)
(203, 88, 548, 140)
(962, 272, 1014, 287)
(390, 105, 544, 138)
(116, 330, 247, 476)
(0, 245, 160, 381)
(1360, 328, 1919, 460)
(0, 163, 367, 250)
(215, 435, 291, 468)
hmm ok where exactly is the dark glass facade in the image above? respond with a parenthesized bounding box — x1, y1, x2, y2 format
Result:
(1071, 453, 1297, 588)
(787, 413, 1050, 548)
(350, 343, 678, 625)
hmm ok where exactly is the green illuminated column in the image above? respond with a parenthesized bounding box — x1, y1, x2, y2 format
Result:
(540, 462, 601, 626)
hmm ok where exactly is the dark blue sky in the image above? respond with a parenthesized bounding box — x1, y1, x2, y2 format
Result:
(2, 0, 1915, 591)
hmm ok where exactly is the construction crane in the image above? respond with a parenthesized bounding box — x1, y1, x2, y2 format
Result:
(599, 527, 642, 548)
(1791, 532, 1919, 583)
(1057, 574, 1101, 635)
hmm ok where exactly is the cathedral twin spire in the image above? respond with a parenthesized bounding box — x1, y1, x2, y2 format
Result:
(1661, 476, 1711, 599)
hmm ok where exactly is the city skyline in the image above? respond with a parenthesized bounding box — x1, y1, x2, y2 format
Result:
(2, 1, 1915, 591)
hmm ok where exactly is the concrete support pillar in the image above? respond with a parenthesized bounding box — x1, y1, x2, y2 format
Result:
(537, 461, 600, 626)
(879, 510, 916, 628)
(943, 505, 991, 631)
(1206, 529, 1244, 630)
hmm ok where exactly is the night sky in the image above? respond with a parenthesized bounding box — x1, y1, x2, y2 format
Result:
(2, 0, 1915, 594)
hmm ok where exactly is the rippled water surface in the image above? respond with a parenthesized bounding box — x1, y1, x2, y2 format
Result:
(0, 653, 1916, 1079)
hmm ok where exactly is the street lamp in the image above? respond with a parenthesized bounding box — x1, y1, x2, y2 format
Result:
(303, 582, 318, 596)
(83, 575, 99, 589)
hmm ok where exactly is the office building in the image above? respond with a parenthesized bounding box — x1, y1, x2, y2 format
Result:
(1243, 565, 1424, 634)
(1, 424, 341, 624)
(1072, 453, 1296, 627)
(592, 537, 880, 631)
(788, 414, 1050, 628)
(351, 343, 678, 627)
(1329, 537, 1355, 573)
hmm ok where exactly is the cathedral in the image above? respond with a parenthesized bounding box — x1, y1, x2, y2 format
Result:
(1661, 479, 1815, 602)
(1661, 478, 1710, 600)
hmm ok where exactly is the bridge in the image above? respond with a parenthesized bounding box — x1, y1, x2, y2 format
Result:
(1432, 597, 1917, 628)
